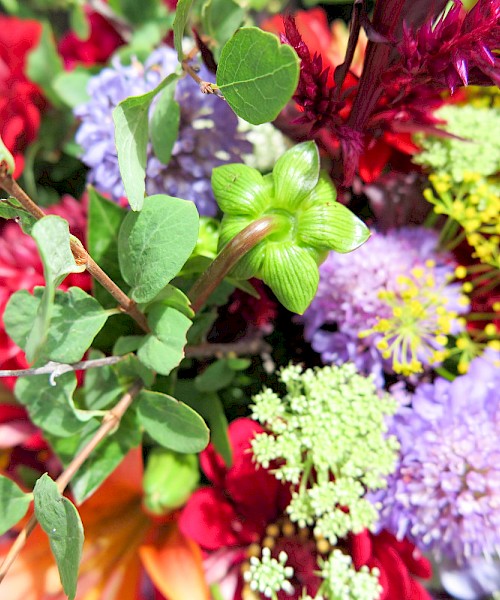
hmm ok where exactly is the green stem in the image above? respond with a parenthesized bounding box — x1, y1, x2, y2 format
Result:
(188, 216, 279, 313)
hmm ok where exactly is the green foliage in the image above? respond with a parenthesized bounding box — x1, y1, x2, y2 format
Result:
(48, 410, 141, 504)
(26, 21, 64, 107)
(173, 0, 194, 60)
(5, 287, 108, 364)
(250, 363, 399, 544)
(216, 27, 300, 125)
(143, 448, 199, 513)
(68, 2, 89, 39)
(201, 0, 245, 59)
(15, 372, 94, 437)
(0, 197, 36, 232)
(0, 476, 31, 535)
(137, 305, 192, 375)
(33, 474, 84, 600)
(23, 217, 86, 363)
(109, 0, 165, 24)
(137, 390, 210, 453)
(150, 79, 180, 164)
(112, 73, 180, 211)
(52, 68, 91, 109)
(0, 134, 16, 174)
(213, 142, 370, 313)
(118, 194, 199, 302)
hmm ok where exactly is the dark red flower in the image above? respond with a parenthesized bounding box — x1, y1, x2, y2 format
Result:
(0, 16, 46, 177)
(351, 529, 433, 600)
(58, 10, 124, 70)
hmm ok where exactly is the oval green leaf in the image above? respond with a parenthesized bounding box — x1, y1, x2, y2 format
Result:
(0, 476, 31, 535)
(216, 27, 299, 125)
(137, 390, 209, 453)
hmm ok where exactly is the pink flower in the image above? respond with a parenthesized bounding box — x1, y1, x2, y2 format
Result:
(58, 10, 124, 70)
(0, 16, 46, 177)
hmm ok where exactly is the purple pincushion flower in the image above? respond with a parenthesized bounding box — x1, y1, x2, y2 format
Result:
(301, 226, 469, 385)
(74, 46, 252, 216)
(374, 348, 500, 563)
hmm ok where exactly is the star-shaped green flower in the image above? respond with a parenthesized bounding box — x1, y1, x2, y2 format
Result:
(212, 141, 370, 313)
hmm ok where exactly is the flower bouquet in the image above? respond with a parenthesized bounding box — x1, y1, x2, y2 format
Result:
(0, 0, 499, 599)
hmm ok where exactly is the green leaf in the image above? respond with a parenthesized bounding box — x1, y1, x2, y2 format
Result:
(112, 0, 162, 24)
(139, 284, 194, 319)
(137, 390, 209, 452)
(118, 194, 199, 302)
(217, 27, 299, 125)
(52, 68, 91, 109)
(150, 78, 180, 165)
(0, 135, 15, 174)
(0, 476, 31, 535)
(260, 242, 319, 314)
(195, 359, 236, 392)
(87, 186, 128, 305)
(69, 3, 90, 39)
(5, 287, 108, 364)
(138, 305, 192, 375)
(0, 197, 36, 232)
(26, 21, 64, 107)
(33, 474, 84, 600)
(273, 141, 320, 210)
(83, 350, 122, 411)
(15, 372, 92, 437)
(113, 70, 179, 211)
(173, 0, 193, 61)
(143, 448, 199, 513)
(48, 411, 141, 504)
(201, 0, 244, 56)
(25, 216, 85, 364)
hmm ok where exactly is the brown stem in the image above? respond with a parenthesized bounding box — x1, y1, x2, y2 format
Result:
(186, 334, 272, 358)
(188, 216, 279, 313)
(0, 164, 149, 333)
(0, 380, 143, 584)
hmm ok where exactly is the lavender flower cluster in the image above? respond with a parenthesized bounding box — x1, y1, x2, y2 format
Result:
(75, 46, 252, 216)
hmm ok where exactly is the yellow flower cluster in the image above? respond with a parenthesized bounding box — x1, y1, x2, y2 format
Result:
(424, 173, 500, 268)
(359, 262, 470, 375)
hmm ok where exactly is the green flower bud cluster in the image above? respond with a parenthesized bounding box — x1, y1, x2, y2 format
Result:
(243, 547, 294, 599)
(250, 363, 399, 545)
(414, 104, 500, 183)
(211, 142, 370, 314)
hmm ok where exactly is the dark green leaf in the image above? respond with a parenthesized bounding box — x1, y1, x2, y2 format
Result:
(5, 287, 108, 364)
(25, 217, 85, 363)
(26, 22, 64, 107)
(137, 390, 209, 453)
(0, 476, 31, 535)
(138, 305, 192, 375)
(33, 474, 84, 600)
(173, 0, 193, 61)
(112, 0, 161, 24)
(201, 0, 244, 57)
(151, 78, 180, 164)
(83, 350, 122, 411)
(217, 27, 299, 125)
(15, 372, 92, 437)
(118, 194, 199, 302)
(195, 359, 235, 392)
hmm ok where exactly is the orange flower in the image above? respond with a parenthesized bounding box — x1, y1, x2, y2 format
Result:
(0, 448, 210, 600)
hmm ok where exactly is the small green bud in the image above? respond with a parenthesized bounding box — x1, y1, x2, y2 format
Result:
(143, 447, 199, 515)
(0, 134, 15, 175)
(212, 142, 369, 314)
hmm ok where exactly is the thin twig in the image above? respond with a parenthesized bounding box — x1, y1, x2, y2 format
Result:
(181, 59, 225, 99)
(0, 355, 126, 383)
(0, 380, 143, 584)
(186, 335, 272, 358)
(0, 164, 149, 333)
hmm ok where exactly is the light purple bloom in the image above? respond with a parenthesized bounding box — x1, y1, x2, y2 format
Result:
(374, 349, 500, 563)
(74, 46, 252, 216)
(301, 226, 467, 386)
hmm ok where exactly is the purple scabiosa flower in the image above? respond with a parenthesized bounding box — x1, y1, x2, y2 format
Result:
(374, 348, 500, 563)
(74, 46, 252, 216)
(301, 226, 469, 385)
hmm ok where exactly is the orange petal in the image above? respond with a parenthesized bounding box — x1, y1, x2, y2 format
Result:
(140, 522, 210, 600)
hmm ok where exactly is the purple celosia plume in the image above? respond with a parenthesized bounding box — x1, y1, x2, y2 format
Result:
(301, 227, 468, 386)
(374, 349, 500, 563)
(74, 46, 252, 216)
